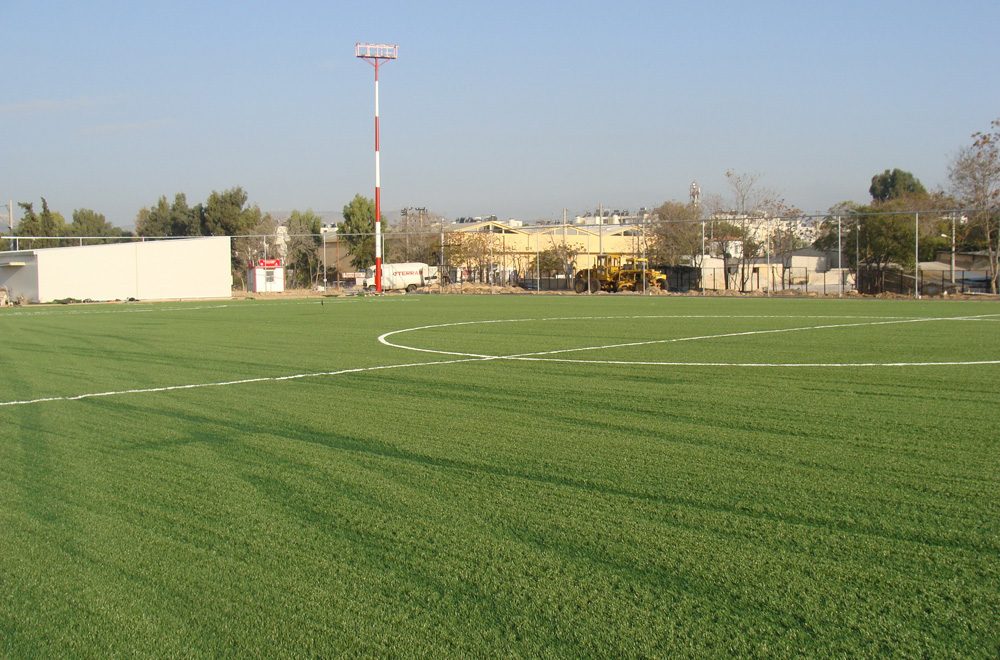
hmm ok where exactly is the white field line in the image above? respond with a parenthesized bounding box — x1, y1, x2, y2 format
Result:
(378, 313, 1000, 365)
(374, 314, 923, 358)
(0, 295, 412, 319)
(506, 358, 1000, 367)
(0, 303, 233, 318)
(0, 357, 484, 408)
(506, 314, 1000, 359)
(3, 313, 999, 408)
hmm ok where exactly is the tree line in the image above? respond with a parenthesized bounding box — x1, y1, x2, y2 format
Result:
(4, 118, 997, 292)
(1, 199, 129, 251)
(648, 117, 1000, 293)
(0, 187, 325, 289)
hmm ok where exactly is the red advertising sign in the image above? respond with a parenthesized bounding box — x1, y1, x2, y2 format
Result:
(257, 259, 282, 268)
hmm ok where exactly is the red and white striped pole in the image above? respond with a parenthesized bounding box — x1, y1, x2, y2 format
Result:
(373, 60, 383, 292)
(356, 43, 398, 294)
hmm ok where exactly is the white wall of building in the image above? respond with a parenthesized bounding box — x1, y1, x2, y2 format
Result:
(0, 237, 232, 303)
(131, 237, 232, 300)
(0, 254, 40, 303)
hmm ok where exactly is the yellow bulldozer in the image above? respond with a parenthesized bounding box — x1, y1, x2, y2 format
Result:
(573, 254, 667, 293)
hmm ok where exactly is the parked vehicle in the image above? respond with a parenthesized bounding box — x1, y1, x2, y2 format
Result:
(363, 262, 440, 292)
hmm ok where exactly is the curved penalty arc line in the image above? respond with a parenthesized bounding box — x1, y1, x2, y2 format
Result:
(378, 313, 1000, 367)
(4, 312, 999, 408)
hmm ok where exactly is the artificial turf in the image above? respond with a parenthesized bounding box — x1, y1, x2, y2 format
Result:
(1, 295, 998, 656)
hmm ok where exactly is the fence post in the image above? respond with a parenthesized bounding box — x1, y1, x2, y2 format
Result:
(535, 235, 540, 292)
(805, 268, 809, 294)
(914, 212, 920, 299)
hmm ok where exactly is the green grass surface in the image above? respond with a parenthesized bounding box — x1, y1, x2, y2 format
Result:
(1, 295, 998, 656)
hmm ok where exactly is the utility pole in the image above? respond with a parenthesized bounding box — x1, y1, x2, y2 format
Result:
(640, 211, 646, 293)
(355, 42, 398, 293)
(9, 200, 17, 251)
(562, 208, 568, 281)
(598, 202, 603, 257)
(855, 217, 860, 293)
(701, 220, 706, 264)
(322, 232, 327, 289)
(915, 212, 920, 299)
(765, 222, 770, 296)
(837, 215, 842, 297)
(535, 231, 540, 291)
(439, 221, 445, 288)
(951, 214, 957, 285)
(401, 207, 410, 260)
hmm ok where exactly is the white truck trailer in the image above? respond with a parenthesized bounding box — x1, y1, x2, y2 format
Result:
(363, 262, 439, 292)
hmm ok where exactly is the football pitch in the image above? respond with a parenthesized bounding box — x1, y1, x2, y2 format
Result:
(1, 294, 998, 656)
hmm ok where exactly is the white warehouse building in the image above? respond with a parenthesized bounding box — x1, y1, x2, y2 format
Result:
(0, 236, 232, 303)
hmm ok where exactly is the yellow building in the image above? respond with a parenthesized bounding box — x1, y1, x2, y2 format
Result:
(321, 220, 652, 281)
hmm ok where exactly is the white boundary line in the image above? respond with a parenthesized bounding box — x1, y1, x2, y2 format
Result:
(0, 303, 234, 318)
(0, 357, 484, 408)
(378, 313, 1000, 366)
(2, 312, 998, 408)
(0, 295, 415, 319)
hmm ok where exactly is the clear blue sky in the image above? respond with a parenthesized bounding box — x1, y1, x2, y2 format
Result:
(2, 0, 999, 228)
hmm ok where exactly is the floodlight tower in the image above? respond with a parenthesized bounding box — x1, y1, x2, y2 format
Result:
(355, 42, 398, 293)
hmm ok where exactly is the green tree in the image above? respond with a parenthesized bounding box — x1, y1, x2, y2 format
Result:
(202, 188, 264, 282)
(169, 193, 201, 236)
(815, 202, 911, 293)
(337, 194, 379, 270)
(69, 209, 125, 244)
(15, 198, 68, 249)
(869, 169, 927, 203)
(136, 187, 262, 284)
(649, 200, 702, 266)
(136, 193, 204, 237)
(815, 192, 955, 293)
(814, 171, 938, 293)
(285, 210, 323, 287)
(202, 187, 261, 237)
(135, 196, 173, 236)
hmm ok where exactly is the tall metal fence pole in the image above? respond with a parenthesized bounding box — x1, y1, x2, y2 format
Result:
(535, 233, 540, 291)
(837, 215, 842, 297)
(915, 212, 920, 299)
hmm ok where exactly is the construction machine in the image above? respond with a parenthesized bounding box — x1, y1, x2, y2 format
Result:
(573, 254, 667, 293)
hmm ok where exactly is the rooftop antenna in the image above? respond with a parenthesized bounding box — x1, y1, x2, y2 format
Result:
(355, 42, 398, 293)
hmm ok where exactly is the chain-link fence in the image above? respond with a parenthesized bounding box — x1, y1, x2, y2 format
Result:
(2, 208, 997, 298)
